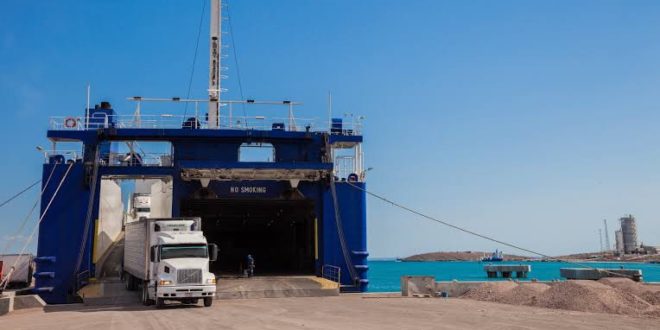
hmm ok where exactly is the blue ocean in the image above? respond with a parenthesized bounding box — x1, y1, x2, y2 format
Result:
(367, 260, 660, 292)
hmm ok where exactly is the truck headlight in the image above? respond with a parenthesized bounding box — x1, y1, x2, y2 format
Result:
(206, 278, 216, 284)
(159, 280, 173, 286)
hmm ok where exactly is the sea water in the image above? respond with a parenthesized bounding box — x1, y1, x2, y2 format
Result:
(367, 260, 660, 292)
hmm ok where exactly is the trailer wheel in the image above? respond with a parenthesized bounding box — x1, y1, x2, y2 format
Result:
(204, 297, 213, 307)
(125, 273, 137, 291)
(131, 275, 138, 291)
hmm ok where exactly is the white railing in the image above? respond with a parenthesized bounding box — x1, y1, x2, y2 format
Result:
(49, 114, 330, 131)
(332, 142, 365, 181)
(330, 115, 364, 136)
(50, 97, 363, 134)
(103, 152, 172, 167)
(334, 155, 356, 180)
(40, 150, 80, 164)
(49, 115, 363, 135)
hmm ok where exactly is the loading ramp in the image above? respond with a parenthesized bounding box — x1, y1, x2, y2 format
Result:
(79, 275, 339, 305)
(215, 276, 339, 299)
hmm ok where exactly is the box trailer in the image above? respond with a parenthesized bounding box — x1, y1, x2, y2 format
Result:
(123, 217, 217, 308)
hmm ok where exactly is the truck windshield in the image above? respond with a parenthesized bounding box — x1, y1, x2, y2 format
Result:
(160, 244, 208, 259)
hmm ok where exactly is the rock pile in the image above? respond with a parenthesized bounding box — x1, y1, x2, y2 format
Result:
(460, 279, 660, 317)
(598, 278, 660, 305)
(460, 282, 518, 302)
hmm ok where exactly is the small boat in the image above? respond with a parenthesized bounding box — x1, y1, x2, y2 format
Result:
(482, 249, 504, 262)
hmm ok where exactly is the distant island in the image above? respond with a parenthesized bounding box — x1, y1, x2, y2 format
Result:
(400, 251, 660, 263)
(554, 252, 660, 263)
(401, 251, 533, 262)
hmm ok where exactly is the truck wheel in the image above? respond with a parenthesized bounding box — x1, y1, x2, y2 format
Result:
(156, 298, 165, 309)
(141, 284, 153, 306)
(204, 297, 213, 307)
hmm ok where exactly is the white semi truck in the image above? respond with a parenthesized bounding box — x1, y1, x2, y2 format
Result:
(130, 193, 151, 220)
(123, 217, 218, 308)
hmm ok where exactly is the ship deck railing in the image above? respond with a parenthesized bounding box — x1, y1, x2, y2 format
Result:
(49, 114, 362, 135)
(39, 149, 81, 164)
(39, 149, 172, 167)
(104, 152, 172, 167)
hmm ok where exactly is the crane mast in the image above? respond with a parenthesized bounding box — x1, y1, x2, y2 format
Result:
(208, 0, 222, 128)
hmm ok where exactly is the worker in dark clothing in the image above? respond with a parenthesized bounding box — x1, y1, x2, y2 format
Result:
(246, 254, 255, 277)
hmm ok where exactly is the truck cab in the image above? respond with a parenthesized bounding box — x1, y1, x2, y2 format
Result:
(131, 193, 151, 220)
(123, 217, 218, 308)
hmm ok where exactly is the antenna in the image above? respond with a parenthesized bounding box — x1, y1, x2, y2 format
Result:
(85, 83, 91, 129)
(208, 0, 222, 128)
(598, 229, 603, 252)
(603, 219, 611, 252)
(328, 91, 333, 129)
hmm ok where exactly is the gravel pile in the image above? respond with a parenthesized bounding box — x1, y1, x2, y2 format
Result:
(535, 280, 651, 316)
(598, 278, 660, 305)
(495, 283, 550, 306)
(460, 281, 518, 302)
(461, 280, 659, 317)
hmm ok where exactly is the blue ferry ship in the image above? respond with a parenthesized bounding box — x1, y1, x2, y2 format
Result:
(482, 250, 504, 262)
(33, 0, 368, 304)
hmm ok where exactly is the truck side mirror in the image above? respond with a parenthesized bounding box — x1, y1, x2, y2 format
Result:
(150, 246, 157, 262)
(208, 243, 218, 262)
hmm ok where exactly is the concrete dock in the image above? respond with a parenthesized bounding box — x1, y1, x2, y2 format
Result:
(483, 265, 531, 278)
(0, 292, 46, 315)
(560, 268, 643, 282)
(1, 295, 658, 329)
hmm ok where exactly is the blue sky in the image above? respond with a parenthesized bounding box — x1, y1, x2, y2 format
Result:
(1, 0, 660, 257)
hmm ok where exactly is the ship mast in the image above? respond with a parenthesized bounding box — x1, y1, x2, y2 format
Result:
(208, 0, 222, 128)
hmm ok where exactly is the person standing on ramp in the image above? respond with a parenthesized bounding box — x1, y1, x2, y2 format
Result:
(246, 254, 255, 277)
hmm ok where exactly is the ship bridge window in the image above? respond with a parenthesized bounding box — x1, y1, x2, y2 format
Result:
(238, 143, 275, 162)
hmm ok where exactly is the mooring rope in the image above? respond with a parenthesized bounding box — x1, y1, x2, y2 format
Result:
(330, 178, 360, 285)
(0, 164, 59, 255)
(6, 162, 75, 278)
(74, 147, 101, 280)
(345, 181, 636, 279)
(183, 0, 207, 119)
(0, 179, 41, 210)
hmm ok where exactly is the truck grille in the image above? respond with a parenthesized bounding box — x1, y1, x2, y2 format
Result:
(177, 269, 202, 284)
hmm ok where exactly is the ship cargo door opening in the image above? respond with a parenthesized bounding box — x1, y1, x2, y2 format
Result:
(181, 198, 316, 275)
